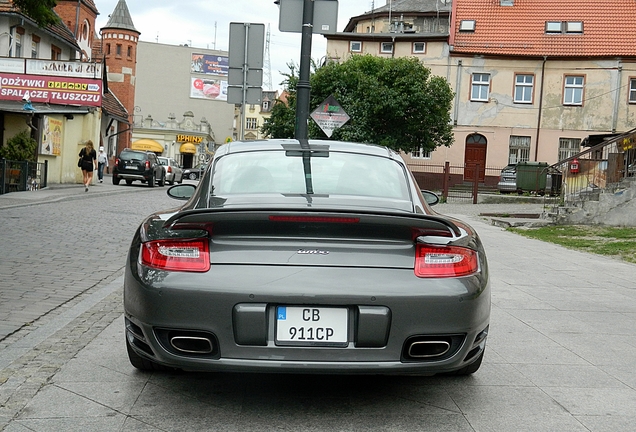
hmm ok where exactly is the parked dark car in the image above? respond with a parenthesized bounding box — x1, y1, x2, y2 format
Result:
(183, 163, 207, 180)
(113, 150, 165, 187)
(124, 140, 491, 375)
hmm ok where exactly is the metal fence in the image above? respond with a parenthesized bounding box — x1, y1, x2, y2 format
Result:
(0, 159, 48, 195)
(408, 161, 503, 203)
(549, 129, 636, 206)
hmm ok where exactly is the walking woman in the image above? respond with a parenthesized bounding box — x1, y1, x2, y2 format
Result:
(79, 140, 97, 192)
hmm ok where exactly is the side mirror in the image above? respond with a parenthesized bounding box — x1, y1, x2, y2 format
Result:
(420, 190, 440, 206)
(167, 184, 196, 200)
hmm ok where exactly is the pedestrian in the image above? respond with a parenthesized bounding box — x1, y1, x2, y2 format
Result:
(79, 140, 97, 192)
(97, 145, 109, 183)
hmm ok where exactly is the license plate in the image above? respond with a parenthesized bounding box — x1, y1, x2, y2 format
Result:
(276, 306, 348, 346)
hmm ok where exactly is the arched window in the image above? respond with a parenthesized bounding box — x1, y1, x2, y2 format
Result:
(466, 133, 487, 145)
(82, 20, 90, 40)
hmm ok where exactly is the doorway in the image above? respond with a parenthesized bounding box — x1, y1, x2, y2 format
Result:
(464, 133, 487, 182)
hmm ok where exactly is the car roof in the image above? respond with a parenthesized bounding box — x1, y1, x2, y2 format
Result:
(217, 139, 399, 159)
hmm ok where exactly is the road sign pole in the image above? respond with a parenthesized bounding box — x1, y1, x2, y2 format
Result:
(240, 23, 250, 141)
(295, 0, 314, 140)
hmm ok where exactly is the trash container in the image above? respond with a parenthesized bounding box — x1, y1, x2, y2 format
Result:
(516, 161, 548, 193)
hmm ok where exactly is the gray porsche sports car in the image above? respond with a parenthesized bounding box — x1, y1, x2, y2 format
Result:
(124, 139, 490, 375)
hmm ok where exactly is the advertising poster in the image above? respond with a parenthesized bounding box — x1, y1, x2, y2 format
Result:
(40, 116, 63, 156)
(0, 73, 102, 106)
(190, 77, 228, 101)
(191, 54, 229, 76)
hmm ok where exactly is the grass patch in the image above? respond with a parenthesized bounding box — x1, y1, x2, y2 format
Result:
(508, 225, 636, 264)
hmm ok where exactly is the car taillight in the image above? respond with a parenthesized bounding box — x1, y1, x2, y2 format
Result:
(167, 166, 172, 173)
(414, 245, 478, 278)
(140, 239, 210, 272)
(115, 158, 120, 166)
(145, 160, 150, 169)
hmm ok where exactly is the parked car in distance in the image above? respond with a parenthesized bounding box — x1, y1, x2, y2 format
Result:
(183, 163, 207, 180)
(158, 157, 183, 185)
(497, 164, 517, 193)
(124, 139, 491, 376)
(112, 149, 165, 187)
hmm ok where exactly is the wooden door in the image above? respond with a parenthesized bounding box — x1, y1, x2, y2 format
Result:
(464, 134, 487, 182)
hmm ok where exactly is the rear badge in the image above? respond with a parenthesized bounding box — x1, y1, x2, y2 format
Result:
(297, 249, 329, 255)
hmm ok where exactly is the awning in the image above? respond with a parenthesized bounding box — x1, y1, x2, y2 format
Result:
(0, 100, 90, 115)
(180, 143, 197, 154)
(131, 139, 164, 153)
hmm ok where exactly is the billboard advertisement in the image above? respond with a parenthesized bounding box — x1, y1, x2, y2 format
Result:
(191, 54, 229, 76)
(190, 77, 227, 101)
(0, 73, 102, 106)
(40, 116, 63, 156)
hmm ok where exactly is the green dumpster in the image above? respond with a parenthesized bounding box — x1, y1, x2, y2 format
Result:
(516, 161, 548, 193)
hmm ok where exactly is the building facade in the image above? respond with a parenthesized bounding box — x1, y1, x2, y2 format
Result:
(325, 0, 636, 179)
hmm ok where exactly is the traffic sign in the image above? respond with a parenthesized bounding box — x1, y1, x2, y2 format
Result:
(310, 95, 350, 137)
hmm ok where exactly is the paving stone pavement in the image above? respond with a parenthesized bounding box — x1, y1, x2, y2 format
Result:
(1, 186, 635, 431)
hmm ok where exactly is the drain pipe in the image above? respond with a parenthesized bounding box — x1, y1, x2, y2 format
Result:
(612, 62, 622, 133)
(453, 59, 462, 125)
(534, 56, 547, 161)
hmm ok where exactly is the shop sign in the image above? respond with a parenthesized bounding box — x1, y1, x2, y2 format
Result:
(0, 73, 102, 106)
(26, 60, 102, 79)
(177, 134, 204, 143)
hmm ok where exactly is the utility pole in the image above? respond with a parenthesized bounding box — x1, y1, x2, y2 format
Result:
(295, 0, 314, 140)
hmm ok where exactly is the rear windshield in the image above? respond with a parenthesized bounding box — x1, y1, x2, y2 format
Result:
(119, 152, 146, 162)
(158, 158, 168, 166)
(212, 150, 410, 200)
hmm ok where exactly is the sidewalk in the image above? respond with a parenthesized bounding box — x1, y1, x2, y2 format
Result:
(0, 175, 149, 210)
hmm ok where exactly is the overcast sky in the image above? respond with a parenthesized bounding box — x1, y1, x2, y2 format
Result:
(94, 1, 379, 92)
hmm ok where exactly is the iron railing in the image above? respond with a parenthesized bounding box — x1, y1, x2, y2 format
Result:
(0, 159, 48, 195)
(549, 128, 636, 206)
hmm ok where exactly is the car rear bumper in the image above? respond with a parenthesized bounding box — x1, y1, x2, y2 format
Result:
(124, 262, 490, 374)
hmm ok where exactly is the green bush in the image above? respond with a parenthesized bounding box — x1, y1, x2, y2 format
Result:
(0, 130, 38, 162)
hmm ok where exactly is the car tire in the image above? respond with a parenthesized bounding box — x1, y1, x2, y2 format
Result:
(148, 172, 155, 188)
(158, 173, 165, 187)
(188, 172, 198, 180)
(125, 179, 133, 185)
(113, 176, 120, 185)
(126, 336, 173, 372)
(178, 175, 183, 184)
(168, 178, 174, 185)
(444, 350, 484, 376)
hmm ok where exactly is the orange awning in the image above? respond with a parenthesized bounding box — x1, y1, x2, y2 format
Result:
(179, 143, 197, 154)
(131, 139, 164, 153)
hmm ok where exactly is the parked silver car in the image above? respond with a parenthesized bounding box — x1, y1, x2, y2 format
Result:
(158, 157, 183, 185)
(497, 164, 517, 193)
(124, 140, 491, 375)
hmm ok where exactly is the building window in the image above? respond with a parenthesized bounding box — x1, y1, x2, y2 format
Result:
(106, 43, 111, 55)
(629, 78, 636, 103)
(246, 118, 257, 130)
(411, 147, 431, 159)
(262, 100, 270, 110)
(471, 73, 490, 101)
(412, 42, 426, 54)
(559, 138, 581, 161)
(564, 75, 584, 105)
(116, 44, 122, 56)
(545, 21, 562, 33)
(127, 45, 132, 57)
(12, 33, 21, 57)
(459, 20, 476, 32)
(51, 45, 61, 60)
(565, 21, 583, 33)
(350, 41, 362, 53)
(514, 74, 534, 103)
(508, 136, 531, 164)
(380, 42, 393, 54)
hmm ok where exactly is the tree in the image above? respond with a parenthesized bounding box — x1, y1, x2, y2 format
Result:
(309, 55, 455, 153)
(0, 130, 38, 161)
(13, 0, 60, 28)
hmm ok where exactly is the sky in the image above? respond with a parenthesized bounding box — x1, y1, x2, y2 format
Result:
(94, 0, 380, 93)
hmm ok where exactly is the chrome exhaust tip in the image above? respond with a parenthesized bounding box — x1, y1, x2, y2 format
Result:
(170, 336, 214, 354)
(408, 340, 451, 358)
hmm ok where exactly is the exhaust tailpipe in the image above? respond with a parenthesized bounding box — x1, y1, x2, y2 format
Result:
(170, 336, 213, 354)
(408, 340, 451, 358)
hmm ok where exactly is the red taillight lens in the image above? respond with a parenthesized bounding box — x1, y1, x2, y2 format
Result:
(140, 239, 210, 272)
(414, 245, 478, 278)
(167, 166, 172, 173)
(145, 161, 150, 169)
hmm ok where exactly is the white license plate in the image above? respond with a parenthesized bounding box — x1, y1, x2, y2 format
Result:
(276, 306, 348, 345)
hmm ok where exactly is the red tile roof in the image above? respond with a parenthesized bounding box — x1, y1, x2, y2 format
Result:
(451, 0, 636, 57)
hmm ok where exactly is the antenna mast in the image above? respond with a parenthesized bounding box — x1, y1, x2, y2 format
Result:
(264, 23, 273, 90)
